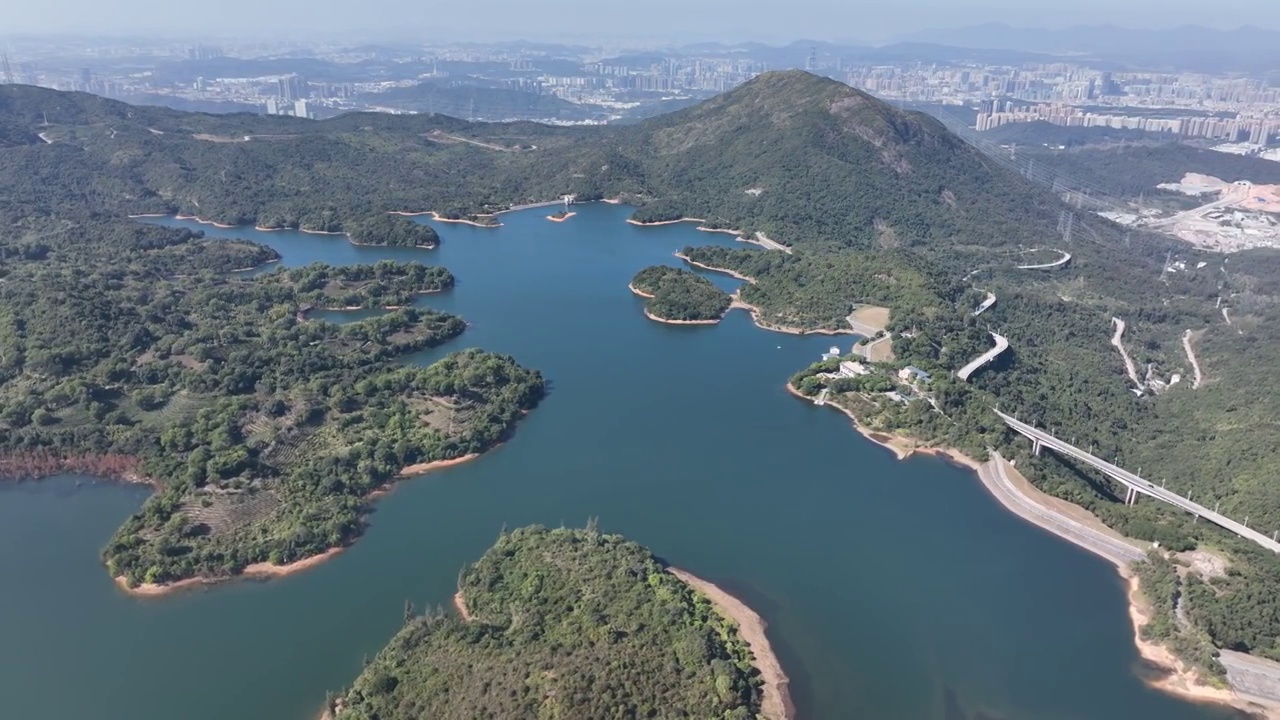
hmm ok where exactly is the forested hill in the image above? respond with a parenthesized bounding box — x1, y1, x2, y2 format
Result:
(0, 72, 1093, 254)
(329, 525, 765, 720)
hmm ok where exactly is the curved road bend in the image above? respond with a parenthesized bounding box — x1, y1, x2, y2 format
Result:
(1016, 249, 1072, 270)
(957, 332, 1009, 381)
(973, 291, 997, 316)
(982, 452, 1146, 566)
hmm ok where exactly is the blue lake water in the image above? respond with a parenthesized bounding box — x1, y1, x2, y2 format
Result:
(0, 202, 1242, 720)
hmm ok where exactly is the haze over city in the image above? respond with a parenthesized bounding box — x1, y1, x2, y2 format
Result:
(4, 0, 1280, 42)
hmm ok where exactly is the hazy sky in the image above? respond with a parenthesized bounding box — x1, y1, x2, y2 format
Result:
(5, 0, 1280, 43)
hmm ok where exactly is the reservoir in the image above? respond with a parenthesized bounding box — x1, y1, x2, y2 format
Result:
(0, 202, 1242, 720)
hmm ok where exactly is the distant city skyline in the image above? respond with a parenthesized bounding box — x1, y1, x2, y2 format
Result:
(3, 0, 1279, 44)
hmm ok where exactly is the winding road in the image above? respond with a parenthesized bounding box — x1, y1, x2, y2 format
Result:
(972, 291, 997, 316)
(957, 331, 1009, 381)
(1016, 249, 1072, 270)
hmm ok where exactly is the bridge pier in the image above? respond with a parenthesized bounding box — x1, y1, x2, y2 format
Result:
(1124, 486, 1138, 507)
(1032, 438, 1042, 457)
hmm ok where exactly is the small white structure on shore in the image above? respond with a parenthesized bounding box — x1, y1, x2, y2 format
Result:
(898, 366, 932, 384)
(821, 345, 842, 360)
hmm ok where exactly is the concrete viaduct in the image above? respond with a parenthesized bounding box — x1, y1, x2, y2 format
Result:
(996, 409, 1280, 554)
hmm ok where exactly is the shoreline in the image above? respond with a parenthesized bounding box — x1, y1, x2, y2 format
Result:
(628, 282, 655, 299)
(668, 567, 795, 720)
(422, 211, 501, 228)
(135, 213, 438, 250)
(115, 547, 346, 597)
(733, 296, 852, 336)
(546, 212, 577, 223)
(453, 590, 473, 621)
(643, 308, 721, 325)
(674, 253, 857, 336)
(116, 454, 484, 597)
(787, 381, 1280, 716)
(675, 251, 758, 283)
(1119, 568, 1272, 715)
(627, 216, 707, 227)
(630, 280, 725, 325)
(447, 566, 790, 719)
(174, 213, 237, 229)
(696, 225, 742, 237)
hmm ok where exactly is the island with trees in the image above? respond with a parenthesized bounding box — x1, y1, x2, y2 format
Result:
(325, 525, 788, 720)
(630, 265, 732, 324)
(342, 214, 440, 248)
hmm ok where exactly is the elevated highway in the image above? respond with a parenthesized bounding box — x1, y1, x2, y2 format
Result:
(972, 291, 996, 316)
(996, 410, 1280, 554)
(1016, 249, 1072, 270)
(957, 332, 1009, 381)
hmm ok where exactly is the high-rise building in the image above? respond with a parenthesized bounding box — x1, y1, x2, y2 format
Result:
(293, 100, 310, 119)
(277, 75, 306, 101)
(265, 98, 280, 115)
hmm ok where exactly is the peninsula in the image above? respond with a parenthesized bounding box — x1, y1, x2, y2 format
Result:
(324, 525, 791, 720)
(0, 218, 543, 590)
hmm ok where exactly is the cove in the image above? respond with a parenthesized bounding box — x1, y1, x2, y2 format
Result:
(0, 202, 1244, 720)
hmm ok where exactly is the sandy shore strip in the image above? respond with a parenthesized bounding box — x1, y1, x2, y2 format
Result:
(425, 212, 501, 228)
(448, 568, 788, 718)
(1122, 569, 1280, 717)
(114, 547, 346, 598)
(546, 212, 577, 222)
(397, 453, 481, 478)
(628, 282, 656, 299)
(174, 214, 237, 229)
(627, 217, 708, 227)
(629, 281, 724, 324)
(643, 309, 721, 325)
(668, 567, 795, 720)
(675, 252, 758, 283)
(733, 296, 854, 336)
(453, 590, 474, 621)
(696, 226, 743, 237)
(116, 455, 482, 598)
(386, 210, 502, 227)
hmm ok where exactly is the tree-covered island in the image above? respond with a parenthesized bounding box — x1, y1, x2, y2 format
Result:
(630, 265, 733, 324)
(327, 525, 786, 720)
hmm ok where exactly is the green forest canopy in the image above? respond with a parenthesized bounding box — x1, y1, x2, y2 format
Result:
(332, 525, 764, 720)
(632, 265, 732, 321)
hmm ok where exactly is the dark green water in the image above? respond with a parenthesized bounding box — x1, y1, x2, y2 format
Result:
(0, 203, 1242, 720)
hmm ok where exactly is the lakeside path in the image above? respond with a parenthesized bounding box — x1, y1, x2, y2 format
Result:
(792, 384, 1280, 717)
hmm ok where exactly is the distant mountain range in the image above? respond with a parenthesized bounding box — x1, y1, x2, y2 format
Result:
(899, 24, 1280, 72)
